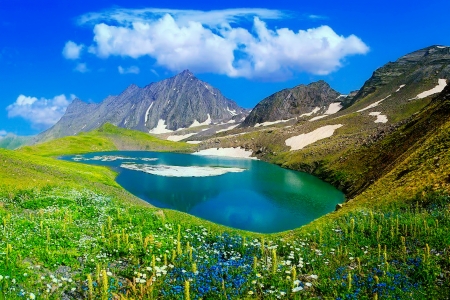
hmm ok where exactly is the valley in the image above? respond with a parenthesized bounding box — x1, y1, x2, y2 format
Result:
(1, 45, 450, 299)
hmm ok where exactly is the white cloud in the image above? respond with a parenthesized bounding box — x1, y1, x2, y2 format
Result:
(0, 130, 7, 137)
(6, 94, 76, 129)
(62, 41, 84, 59)
(74, 62, 89, 73)
(76, 8, 369, 80)
(150, 69, 159, 76)
(78, 8, 287, 27)
(308, 14, 327, 20)
(118, 65, 140, 74)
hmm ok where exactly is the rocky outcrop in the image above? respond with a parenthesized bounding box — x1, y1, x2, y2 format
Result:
(241, 80, 341, 127)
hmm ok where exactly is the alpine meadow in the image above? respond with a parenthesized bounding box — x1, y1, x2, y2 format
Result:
(1, 2, 450, 299)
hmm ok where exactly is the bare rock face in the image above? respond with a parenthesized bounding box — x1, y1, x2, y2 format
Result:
(35, 70, 246, 142)
(241, 80, 341, 127)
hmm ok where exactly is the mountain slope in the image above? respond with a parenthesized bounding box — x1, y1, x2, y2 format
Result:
(346, 45, 450, 108)
(35, 70, 246, 143)
(0, 134, 31, 150)
(241, 80, 342, 127)
(21, 123, 194, 157)
(197, 46, 450, 198)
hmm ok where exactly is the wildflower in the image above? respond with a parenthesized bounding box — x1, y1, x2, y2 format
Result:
(248, 291, 254, 295)
(0, 275, 3, 280)
(106, 271, 112, 276)
(310, 274, 318, 280)
(292, 286, 303, 292)
(305, 282, 312, 287)
(29, 293, 36, 299)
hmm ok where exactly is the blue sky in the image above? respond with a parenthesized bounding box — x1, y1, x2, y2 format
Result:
(1, 0, 449, 136)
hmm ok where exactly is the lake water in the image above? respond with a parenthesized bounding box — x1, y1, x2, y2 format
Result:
(63, 151, 344, 233)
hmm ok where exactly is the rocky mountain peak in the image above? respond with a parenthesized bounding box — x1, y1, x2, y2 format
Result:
(178, 69, 194, 78)
(241, 80, 341, 127)
(34, 70, 247, 142)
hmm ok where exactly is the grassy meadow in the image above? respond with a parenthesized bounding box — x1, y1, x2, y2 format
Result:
(0, 119, 449, 299)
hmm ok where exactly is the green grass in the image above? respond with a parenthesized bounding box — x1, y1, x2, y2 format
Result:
(19, 123, 194, 157)
(0, 186, 449, 299)
(0, 95, 449, 298)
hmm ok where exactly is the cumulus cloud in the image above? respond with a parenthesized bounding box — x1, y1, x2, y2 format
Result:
(118, 65, 140, 74)
(6, 94, 76, 129)
(62, 41, 84, 59)
(74, 62, 89, 73)
(75, 8, 369, 80)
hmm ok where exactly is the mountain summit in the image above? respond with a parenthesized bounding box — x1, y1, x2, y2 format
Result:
(241, 80, 342, 127)
(35, 70, 246, 142)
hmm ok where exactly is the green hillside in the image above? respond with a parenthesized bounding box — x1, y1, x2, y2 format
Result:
(0, 134, 31, 150)
(0, 88, 449, 298)
(19, 123, 194, 157)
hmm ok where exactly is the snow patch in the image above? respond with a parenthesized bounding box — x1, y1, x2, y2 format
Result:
(395, 85, 406, 92)
(121, 163, 245, 177)
(436, 46, 447, 49)
(307, 102, 342, 122)
(324, 102, 343, 115)
(336, 95, 347, 99)
(194, 147, 256, 159)
(368, 112, 388, 123)
(166, 133, 197, 142)
(300, 107, 320, 117)
(255, 118, 293, 127)
(216, 124, 239, 133)
(285, 124, 343, 151)
(412, 79, 447, 100)
(309, 115, 327, 121)
(227, 107, 237, 116)
(186, 141, 202, 144)
(145, 102, 154, 124)
(149, 119, 173, 134)
(357, 95, 391, 112)
(190, 114, 212, 128)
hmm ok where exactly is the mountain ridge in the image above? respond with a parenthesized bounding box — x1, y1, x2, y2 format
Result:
(34, 70, 247, 143)
(241, 80, 342, 127)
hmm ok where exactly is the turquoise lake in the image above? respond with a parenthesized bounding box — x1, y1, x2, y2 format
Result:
(63, 151, 344, 233)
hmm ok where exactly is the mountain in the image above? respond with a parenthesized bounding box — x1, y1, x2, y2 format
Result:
(241, 80, 342, 127)
(346, 45, 450, 107)
(197, 45, 450, 197)
(0, 134, 32, 150)
(35, 70, 247, 143)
